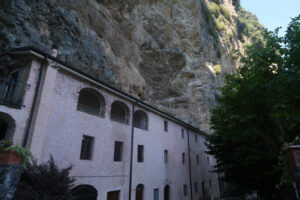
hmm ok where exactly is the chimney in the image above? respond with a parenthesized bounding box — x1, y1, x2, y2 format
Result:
(51, 44, 58, 58)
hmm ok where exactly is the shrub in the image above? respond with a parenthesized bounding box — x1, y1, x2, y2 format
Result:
(216, 19, 226, 32)
(213, 64, 222, 74)
(220, 5, 232, 22)
(209, 2, 220, 18)
(13, 156, 74, 200)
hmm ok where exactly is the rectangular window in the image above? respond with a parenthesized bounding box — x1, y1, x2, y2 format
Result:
(209, 180, 212, 189)
(183, 184, 188, 196)
(182, 152, 185, 164)
(194, 182, 198, 193)
(114, 141, 123, 162)
(164, 150, 168, 163)
(137, 145, 144, 162)
(181, 128, 184, 138)
(154, 188, 159, 200)
(195, 134, 198, 142)
(164, 120, 168, 132)
(196, 155, 199, 165)
(80, 135, 94, 160)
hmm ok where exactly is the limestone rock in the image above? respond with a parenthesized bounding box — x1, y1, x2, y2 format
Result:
(0, 0, 248, 132)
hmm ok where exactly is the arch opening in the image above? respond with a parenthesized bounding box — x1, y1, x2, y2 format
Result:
(71, 184, 98, 200)
(110, 101, 130, 124)
(0, 112, 15, 141)
(136, 184, 144, 200)
(133, 110, 148, 130)
(77, 88, 105, 117)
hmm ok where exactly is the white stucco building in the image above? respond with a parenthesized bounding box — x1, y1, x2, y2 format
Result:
(0, 47, 221, 200)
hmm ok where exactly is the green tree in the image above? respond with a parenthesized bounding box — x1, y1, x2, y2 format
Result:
(206, 15, 300, 199)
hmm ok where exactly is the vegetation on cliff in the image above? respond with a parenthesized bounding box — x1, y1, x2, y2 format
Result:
(206, 15, 300, 199)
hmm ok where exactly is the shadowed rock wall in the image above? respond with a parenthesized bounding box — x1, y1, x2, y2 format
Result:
(0, 0, 244, 132)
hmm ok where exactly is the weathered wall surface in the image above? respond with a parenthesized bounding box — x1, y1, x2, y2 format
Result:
(0, 0, 244, 132)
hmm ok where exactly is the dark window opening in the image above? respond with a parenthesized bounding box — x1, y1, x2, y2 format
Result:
(194, 182, 198, 193)
(107, 190, 120, 200)
(209, 180, 212, 189)
(110, 101, 129, 124)
(183, 184, 188, 196)
(154, 189, 159, 200)
(71, 184, 98, 200)
(164, 185, 170, 200)
(136, 184, 144, 200)
(0, 118, 7, 141)
(164, 121, 168, 132)
(133, 110, 148, 130)
(181, 129, 184, 138)
(114, 141, 123, 162)
(137, 145, 144, 163)
(196, 155, 199, 165)
(182, 153, 185, 164)
(195, 134, 198, 142)
(80, 135, 94, 160)
(164, 150, 168, 163)
(77, 88, 105, 117)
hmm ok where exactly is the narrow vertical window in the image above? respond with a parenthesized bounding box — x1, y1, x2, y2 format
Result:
(80, 135, 94, 160)
(209, 180, 212, 189)
(196, 155, 199, 165)
(182, 152, 185, 164)
(137, 145, 144, 162)
(164, 150, 168, 163)
(164, 120, 168, 132)
(194, 182, 198, 193)
(183, 184, 188, 196)
(181, 128, 184, 138)
(195, 134, 198, 142)
(114, 141, 123, 161)
(154, 188, 159, 200)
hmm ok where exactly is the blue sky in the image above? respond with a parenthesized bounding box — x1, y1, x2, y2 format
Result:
(241, 0, 300, 36)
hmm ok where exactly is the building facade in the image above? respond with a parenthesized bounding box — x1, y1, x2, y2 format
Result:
(0, 47, 220, 200)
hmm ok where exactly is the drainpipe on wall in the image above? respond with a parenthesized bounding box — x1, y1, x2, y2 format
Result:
(128, 102, 136, 200)
(187, 129, 194, 200)
(22, 57, 47, 147)
(22, 45, 58, 148)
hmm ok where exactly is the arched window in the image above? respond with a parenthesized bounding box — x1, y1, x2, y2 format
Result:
(164, 185, 170, 200)
(71, 184, 98, 200)
(0, 112, 15, 141)
(136, 184, 144, 200)
(77, 88, 105, 117)
(133, 110, 148, 130)
(110, 101, 130, 124)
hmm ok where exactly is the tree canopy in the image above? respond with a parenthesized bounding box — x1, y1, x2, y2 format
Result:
(206, 14, 300, 199)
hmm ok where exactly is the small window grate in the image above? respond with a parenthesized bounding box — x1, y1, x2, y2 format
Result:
(80, 135, 94, 160)
(114, 141, 123, 161)
(137, 145, 144, 162)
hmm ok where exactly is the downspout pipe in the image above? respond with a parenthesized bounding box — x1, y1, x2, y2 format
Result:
(128, 102, 136, 200)
(22, 57, 47, 147)
(187, 129, 194, 200)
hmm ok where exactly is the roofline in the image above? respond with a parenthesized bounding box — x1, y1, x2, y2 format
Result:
(3, 46, 207, 136)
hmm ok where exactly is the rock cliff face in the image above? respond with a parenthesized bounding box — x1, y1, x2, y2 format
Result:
(0, 0, 256, 132)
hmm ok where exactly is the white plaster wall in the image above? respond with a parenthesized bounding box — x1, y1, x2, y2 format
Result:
(28, 62, 221, 200)
(0, 60, 41, 145)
